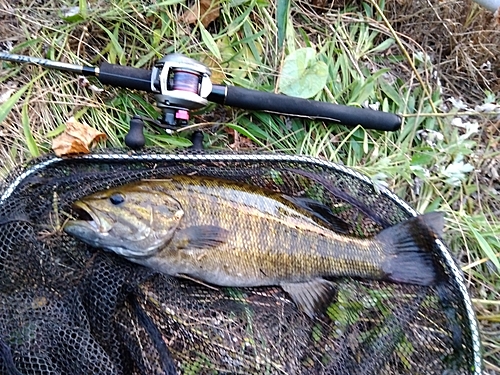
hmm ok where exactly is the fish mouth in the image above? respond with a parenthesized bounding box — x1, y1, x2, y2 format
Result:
(72, 201, 107, 233)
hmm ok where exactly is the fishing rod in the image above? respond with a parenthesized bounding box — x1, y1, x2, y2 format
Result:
(0, 51, 402, 149)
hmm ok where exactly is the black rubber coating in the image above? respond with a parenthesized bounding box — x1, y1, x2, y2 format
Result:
(98, 62, 153, 92)
(190, 131, 205, 150)
(125, 116, 146, 150)
(206, 84, 226, 105)
(223, 85, 402, 131)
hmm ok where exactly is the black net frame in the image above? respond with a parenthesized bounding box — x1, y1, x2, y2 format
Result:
(0, 149, 482, 375)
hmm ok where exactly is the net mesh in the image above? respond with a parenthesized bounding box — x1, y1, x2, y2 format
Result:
(0, 150, 481, 375)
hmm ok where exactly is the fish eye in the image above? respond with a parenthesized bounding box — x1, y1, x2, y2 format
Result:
(109, 193, 125, 205)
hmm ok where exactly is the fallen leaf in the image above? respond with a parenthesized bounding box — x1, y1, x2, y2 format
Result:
(181, 0, 220, 28)
(52, 117, 106, 156)
(224, 127, 256, 150)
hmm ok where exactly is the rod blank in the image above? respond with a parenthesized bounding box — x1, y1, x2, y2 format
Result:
(0, 52, 97, 76)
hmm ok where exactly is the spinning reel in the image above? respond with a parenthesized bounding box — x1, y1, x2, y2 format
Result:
(0, 51, 402, 149)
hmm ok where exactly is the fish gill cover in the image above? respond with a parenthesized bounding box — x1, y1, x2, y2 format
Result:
(0, 150, 481, 374)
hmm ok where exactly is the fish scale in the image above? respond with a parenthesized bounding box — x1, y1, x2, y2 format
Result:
(64, 176, 443, 318)
(171, 195, 383, 281)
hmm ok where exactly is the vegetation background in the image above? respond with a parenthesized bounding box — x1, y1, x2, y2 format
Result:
(0, 0, 499, 372)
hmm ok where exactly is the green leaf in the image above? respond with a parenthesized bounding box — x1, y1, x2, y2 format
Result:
(227, 2, 253, 36)
(278, 48, 328, 99)
(79, 0, 88, 16)
(425, 197, 442, 213)
(154, 0, 184, 5)
(21, 101, 40, 158)
(0, 85, 29, 124)
(96, 22, 125, 64)
(410, 152, 433, 166)
(470, 227, 500, 273)
(242, 22, 262, 64)
(45, 123, 68, 138)
(61, 8, 85, 23)
(225, 123, 266, 147)
(200, 24, 222, 61)
(379, 78, 404, 108)
(367, 38, 395, 54)
(277, 0, 290, 49)
(60, 0, 88, 23)
(237, 116, 270, 140)
(148, 134, 193, 148)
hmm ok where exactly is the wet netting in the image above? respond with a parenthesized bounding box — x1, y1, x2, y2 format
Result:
(0, 150, 481, 375)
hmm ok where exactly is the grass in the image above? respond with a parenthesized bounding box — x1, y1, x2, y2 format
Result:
(0, 0, 499, 372)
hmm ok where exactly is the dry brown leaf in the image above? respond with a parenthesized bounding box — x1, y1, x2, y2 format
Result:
(52, 117, 106, 157)
(181, 0, 220, 28)
(224, 128, 256, 150)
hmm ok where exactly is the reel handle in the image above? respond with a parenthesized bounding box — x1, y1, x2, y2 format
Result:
(124, 116, 146, 149)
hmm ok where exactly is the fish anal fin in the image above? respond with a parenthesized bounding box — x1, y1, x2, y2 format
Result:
(281, 278, 337, 319)
(177, 225, 229, 249)
(281, 195, 350, 234)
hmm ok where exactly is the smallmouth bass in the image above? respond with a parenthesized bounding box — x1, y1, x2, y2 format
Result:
(64, 176, 442, 318)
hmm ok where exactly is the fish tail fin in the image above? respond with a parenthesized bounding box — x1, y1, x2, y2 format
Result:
(376, 212, 444, 286)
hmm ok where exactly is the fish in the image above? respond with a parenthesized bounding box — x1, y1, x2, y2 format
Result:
(64, 176, 443, 318)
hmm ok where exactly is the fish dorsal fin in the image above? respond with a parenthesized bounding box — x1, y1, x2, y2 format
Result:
(281, 195, 350, 234)
(175, 225, 229, 249)
(281, 278, 337, 319)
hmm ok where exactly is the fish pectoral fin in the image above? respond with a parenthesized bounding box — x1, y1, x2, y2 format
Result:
(177, 225, 229, 249)
(281, 278, 337, 319)
(281, 195, 350, 234)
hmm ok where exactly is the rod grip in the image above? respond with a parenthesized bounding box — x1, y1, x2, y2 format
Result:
(223, 85, 401, 131)
(98, 62, 153, 92)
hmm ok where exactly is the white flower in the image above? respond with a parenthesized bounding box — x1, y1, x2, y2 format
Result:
(451, 118, 480, 141)
(371, 172, 389, 193)
(446, 97, 470, 110)
(475, 102, 500, 113)
(416, 129, 444, 147)
(440, 155, 475, 186)
(410, 165, 430, 178)
(362, 100, 380, 111)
